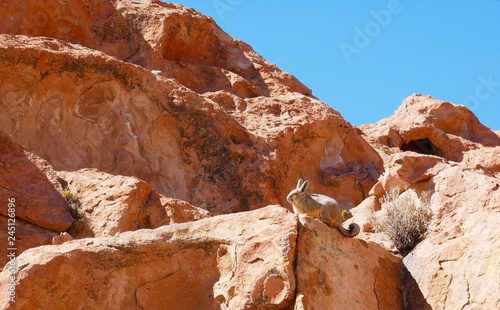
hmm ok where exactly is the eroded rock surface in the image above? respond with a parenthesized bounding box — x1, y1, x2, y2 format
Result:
(354, 126, 500, 310)
(295, 215, 403, 310)
(0, 205, 413, 310)
(0, 132, 72, 267)
(57, 169, 211, 238)
(0, 206, 298, 310)
(352, 94, 500, 309)
(0, 0, 382, 215)
(0, 1, 499, 309)
(0, 132, 73, 231)
(360, 94, 500, 161)
(403, 167, 500, 310)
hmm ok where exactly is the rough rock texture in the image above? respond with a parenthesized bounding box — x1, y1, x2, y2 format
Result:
(160, 196, 213, 224)
(51, 232, 74, 245)
(57, 169, 211, 238)
(0, 215, 58, 266)
(0, 205, 409, 310)
(402, 167, 500, 310)
(360, 94, 500, 161)
(295, 215, 403, 310)
(0, 131, 73, 231)
(0, 0, 382, 215)
(0, 131, 72, 267)
(0, 129, 211, 266)
(369, 152, 451, 198)
(460, 146, 500, 178)
(1, 1, 500, 309)
(354, 163, 500, 310)
(356, 96, 500, 310)
(0, 206, 298, 310)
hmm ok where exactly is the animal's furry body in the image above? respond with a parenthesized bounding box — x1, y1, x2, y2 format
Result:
(287, 179, 360, 237)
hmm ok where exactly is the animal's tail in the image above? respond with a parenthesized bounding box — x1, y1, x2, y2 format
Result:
(338, 223, 360, 237)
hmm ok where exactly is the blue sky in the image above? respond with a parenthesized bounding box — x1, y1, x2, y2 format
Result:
(171, 1, 500, 130)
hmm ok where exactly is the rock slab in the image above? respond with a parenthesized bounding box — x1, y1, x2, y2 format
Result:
(0, 206, 298, 310)
(295, 215, 403, 310)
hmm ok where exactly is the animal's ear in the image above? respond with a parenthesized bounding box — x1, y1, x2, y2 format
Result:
(296, 179, 303, 189)
(299, 180, 309, 192)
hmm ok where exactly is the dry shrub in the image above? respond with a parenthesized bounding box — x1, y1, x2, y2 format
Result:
(374, 189, 433, 255)
(62, 187, 85, 236)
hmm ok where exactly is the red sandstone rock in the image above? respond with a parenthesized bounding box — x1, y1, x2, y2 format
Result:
(0, 215, 58, 268)
(160, 196, 212, 224)
(461, 146, 500, 178)
(57, 169, 211, 238)
(0, 205, 409, 310)
(403, 167, 500, 310)
(0, 0, 142, 66)
(0, 206, 298, 309)
(369, 152, 451, 198)
(351, 150, 500, 309)
(0, 132, 74, 268)
(0, 0, 382, 214)
(0, 0, 310, 98)
(51, 232, 74, 245)
(0, 0, 499, 309)
(59, 169, 157, 238)
(295, 215, 403, 310)
(361, 94, 500, 161)
(0, 131, 73, 231)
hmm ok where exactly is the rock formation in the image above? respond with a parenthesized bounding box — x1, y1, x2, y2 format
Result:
(295, 216, 403, 310)
(360, 94, 500, 161)
(357, 94, 500, 310)
(0, 0, 499, 309)
(0, 132, 73, 232)
(0, 206, 405, 310)
(0, 132, 73, 268)
(0, 206, 299, 309)
(58, 168, 212, 238)
(0, 0, 382, 215)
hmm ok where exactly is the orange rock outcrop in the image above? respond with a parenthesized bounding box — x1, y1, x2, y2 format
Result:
(0, 1, 499, 309)
(0, 0, 382, 214)
(357, 94, 500, 309)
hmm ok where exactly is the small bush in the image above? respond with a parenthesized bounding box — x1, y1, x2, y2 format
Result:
(374, 189, 433, 255)
(68, 218, 85, 236)
(62, 188, 74, 200)
(61, 187, 84, 237)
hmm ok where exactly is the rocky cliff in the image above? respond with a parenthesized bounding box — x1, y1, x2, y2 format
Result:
(0, 0, 498, 309)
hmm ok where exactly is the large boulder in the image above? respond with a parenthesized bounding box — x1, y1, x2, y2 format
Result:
(0, 131, 73, 231)
(0, 205, 407, 309)
(351, 150, 500, 310)
(0, 132, 73, 267)
(361, 94, 500, 161)
(369, 152, 451, 198)
(0, 206, 298, 309)
(295, 216, 403, 310)
(402, 167, 500, 310)
(57, 169, 211, 238)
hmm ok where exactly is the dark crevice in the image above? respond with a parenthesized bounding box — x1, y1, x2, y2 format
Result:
(402, 265, 432, 310)
(400, 138, 439, 156)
